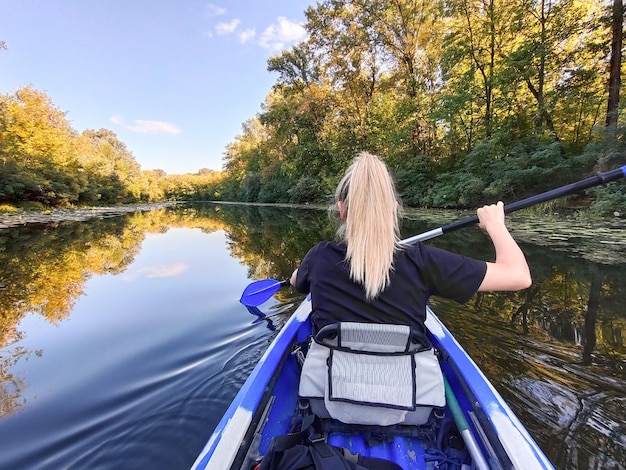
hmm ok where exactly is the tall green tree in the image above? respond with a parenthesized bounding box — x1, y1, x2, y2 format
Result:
(444, 0, 506, 140)
(369, 0, 444, 155)
(305, 0, 385, 154)
(502, 0, 606, 145)
(305, 0, 445, 158)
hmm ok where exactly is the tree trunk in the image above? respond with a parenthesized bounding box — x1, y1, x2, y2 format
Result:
(582, 273, 602, 365)
(606, 0, 623, 135)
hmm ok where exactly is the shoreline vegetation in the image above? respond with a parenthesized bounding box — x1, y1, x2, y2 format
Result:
(2, 1, 626, 217)
(0, 202, 180, 230)
(0, 199, 620, 232)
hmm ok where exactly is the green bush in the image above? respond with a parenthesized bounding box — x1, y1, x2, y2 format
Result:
(257, 177, 293, 203)
(393, 156, 434, 207)
(589, 185, 626, 216)
(288, 176, 325, 203)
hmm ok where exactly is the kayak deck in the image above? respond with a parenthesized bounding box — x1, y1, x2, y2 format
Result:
(192, 299, 554, 470)
(237, 317, 460, 470)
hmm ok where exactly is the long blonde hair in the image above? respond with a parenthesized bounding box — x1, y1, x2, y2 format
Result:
(335, 152, 401, 300)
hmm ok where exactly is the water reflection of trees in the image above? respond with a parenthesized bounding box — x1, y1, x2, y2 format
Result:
(419, 221, 626, 468)
(204, 204, 336, 285)
(2, 202, 623, 369)
(206, 204, 626, 366)
(1, 203, 624, 466)
(0, 206, 232, 348)
(0, 206, 229, 418)
(422, 222, 626, 355)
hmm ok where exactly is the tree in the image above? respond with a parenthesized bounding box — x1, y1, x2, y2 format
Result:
(371, 0, 445, 155)
(503, 0, 606, 145)
(1, 86, 74, 168)
(0, 86, 79, 205)
(77, 129, 141, 203)
(446, 0, 504, 139)
(267, 42, 320, 90)
(214, 0, 623, 212)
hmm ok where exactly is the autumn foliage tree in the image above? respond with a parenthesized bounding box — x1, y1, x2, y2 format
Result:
(0, 86, 78, 205)
(0, 86, 222, 207)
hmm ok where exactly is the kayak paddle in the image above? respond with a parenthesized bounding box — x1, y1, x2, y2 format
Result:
(240, 165, 626, 306)
(240, 279, 289, 307)
(443, 375, 490, 470)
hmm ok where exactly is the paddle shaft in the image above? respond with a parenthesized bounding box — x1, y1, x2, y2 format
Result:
(402, 166, 626, 245)
(443, 375, 491, 470)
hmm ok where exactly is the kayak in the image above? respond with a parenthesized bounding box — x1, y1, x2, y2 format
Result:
(190, 296, 554, 470)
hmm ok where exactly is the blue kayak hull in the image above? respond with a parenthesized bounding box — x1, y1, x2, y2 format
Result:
(192, 298, 554, 469)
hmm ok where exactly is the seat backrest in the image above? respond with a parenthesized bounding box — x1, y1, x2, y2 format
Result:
(315, 322, 430, 352)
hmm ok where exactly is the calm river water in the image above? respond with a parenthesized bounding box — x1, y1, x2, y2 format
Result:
(0, 202, 624, 469)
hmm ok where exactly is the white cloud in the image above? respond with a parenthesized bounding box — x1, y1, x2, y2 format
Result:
(216, 19, 241, 35)
(109, 114, 125, 125)
(141, 263, 188, 278)
(239, 28, 256, 43)
(128, 120, 181, 135)
(110, 115, 181, 136)
(205, 4, 226, 17)
(123, 263, 189, 281)
(259, 16, 306, 51)
(208, 15, 305, 51)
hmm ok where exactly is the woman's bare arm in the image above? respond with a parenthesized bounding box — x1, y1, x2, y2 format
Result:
(477, 202, 532, 292)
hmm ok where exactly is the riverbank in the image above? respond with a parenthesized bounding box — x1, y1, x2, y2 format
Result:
(0, 200, 619, 232)
(0, 202, 179, 230)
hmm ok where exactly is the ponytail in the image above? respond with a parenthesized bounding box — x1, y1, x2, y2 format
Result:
(335, 152, 401, 300)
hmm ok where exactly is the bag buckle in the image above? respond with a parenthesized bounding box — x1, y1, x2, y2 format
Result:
(309, 434, 326, 444)
(291, 344, 306, 367)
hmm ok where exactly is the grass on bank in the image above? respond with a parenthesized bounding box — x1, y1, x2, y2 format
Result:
(0, 202, 48, 214)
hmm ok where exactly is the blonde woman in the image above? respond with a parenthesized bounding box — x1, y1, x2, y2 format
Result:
(290, 152, 531, 337)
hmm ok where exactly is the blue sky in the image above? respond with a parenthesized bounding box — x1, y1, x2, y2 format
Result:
(0, 1, 312, 174)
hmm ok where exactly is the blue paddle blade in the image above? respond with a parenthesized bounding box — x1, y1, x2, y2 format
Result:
(239, 279, 286, 307)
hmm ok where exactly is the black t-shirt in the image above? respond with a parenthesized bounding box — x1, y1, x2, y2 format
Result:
(295, 241, 487, 336)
